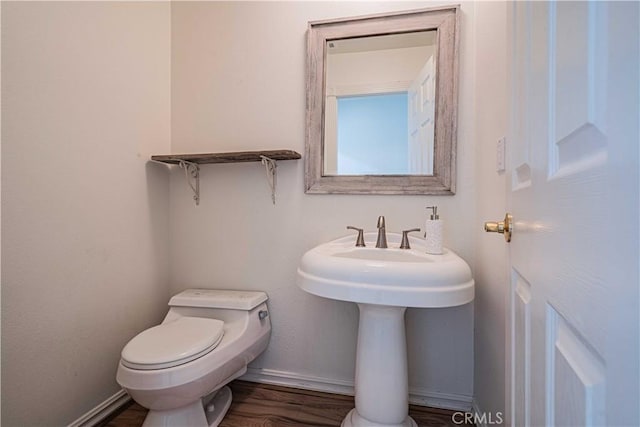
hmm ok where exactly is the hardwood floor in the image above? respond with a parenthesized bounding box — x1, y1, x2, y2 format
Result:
(102, 380, 474, 427)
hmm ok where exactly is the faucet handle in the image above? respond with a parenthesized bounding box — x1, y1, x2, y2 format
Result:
(400, 228, 421, 249)
(346, 226, 366, 247)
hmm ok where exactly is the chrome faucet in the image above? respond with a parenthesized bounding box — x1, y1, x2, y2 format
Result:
(376, 216, 388, 248)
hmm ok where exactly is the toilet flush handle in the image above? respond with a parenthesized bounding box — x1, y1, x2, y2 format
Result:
(259, 310, 269, 320)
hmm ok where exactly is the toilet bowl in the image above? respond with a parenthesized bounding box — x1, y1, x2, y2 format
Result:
(116, 289, 271, 427)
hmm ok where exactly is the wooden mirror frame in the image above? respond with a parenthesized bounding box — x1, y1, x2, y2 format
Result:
(305, 6, 460, 195)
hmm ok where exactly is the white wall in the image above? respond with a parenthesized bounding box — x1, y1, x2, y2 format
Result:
(1, 1, 513, 422)
(170, 1, 477, 405)
(472, 1, 508, 419)
(1, 2, 172, 425)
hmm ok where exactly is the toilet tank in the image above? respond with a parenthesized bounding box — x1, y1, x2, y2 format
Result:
(168, 289, 268, 311)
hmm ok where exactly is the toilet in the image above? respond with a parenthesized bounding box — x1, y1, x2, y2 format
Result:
(116, 289, 271, 427)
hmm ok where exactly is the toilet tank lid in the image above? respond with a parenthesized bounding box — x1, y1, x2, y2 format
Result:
(169, 289, 268, 310)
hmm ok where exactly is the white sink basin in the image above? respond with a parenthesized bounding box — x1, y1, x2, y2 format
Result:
(297, 232, 474, 308)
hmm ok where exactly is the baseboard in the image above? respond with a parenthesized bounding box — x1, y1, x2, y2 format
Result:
(408, 386, 472, 412)
(241, 367, 473, 412)
(68, 389, 130, 427)
(241, 366, 356, 396)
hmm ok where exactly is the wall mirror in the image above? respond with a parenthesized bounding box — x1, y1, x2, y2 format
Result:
(305, 6, 459, 194)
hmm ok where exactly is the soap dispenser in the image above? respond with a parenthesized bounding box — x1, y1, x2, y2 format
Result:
(425, 206, 443, 255)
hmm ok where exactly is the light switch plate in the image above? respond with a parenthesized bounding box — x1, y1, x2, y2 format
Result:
(497, 137, 506, 172)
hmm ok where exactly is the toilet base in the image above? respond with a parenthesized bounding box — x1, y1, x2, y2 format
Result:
(341, 408, 417, 427)
(204, 386, 233, 427)
(141, 386, 232, 427)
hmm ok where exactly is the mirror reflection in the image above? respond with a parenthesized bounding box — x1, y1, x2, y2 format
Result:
(323, 31, 437, 176)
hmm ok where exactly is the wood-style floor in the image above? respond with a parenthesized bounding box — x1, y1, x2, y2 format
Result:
(103, 380, 474, 427)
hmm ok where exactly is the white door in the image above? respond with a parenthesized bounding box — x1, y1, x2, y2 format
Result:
(408, 55, 435, 174)
(504, 2, 639, 426)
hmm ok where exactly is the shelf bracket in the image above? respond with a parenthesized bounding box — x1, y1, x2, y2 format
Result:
(260, 155, 278, 205)
(178, 160, 200, 206)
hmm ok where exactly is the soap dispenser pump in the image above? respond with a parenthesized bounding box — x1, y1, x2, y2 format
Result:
(425, 206, 443, 255)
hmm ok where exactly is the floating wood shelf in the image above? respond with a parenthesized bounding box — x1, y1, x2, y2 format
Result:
(151, 150, 301, 165)
(150, 149, 301, 206)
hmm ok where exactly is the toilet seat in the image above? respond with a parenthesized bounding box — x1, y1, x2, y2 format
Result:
(121, 317, 225, 370)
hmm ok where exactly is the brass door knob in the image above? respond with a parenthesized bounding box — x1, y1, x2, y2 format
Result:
(484, 213, 512, 242)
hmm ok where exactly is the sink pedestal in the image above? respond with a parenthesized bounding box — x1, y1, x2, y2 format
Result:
(342, 303, 417, 427)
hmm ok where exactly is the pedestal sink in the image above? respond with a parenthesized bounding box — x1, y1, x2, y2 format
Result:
(297, 232, 474, 427)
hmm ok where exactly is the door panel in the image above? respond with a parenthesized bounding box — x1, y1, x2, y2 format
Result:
(511, 1, 532, 190)
(547, 305, 606, 427)
(408, 55, 435, 174)
(507, 1, 638, 426)
(549, 1, 607, 179)
(511, 270, 531, 427)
